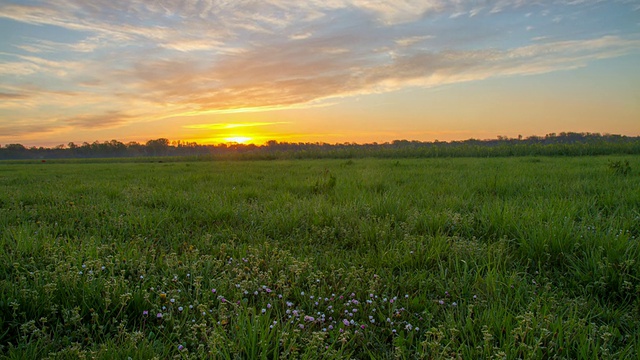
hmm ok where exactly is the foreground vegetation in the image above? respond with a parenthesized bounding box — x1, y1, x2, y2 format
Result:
(1, 156, 639, 359)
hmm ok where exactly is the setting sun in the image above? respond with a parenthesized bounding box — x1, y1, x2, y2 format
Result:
(224, 136, 252, 144)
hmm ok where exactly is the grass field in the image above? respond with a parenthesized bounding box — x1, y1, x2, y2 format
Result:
(1, 156, 639, 359)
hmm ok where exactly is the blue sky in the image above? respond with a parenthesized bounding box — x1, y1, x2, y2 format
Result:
(1, 0, 639, 146)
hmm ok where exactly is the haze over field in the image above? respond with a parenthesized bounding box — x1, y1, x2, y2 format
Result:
(1, 0, 639, 147)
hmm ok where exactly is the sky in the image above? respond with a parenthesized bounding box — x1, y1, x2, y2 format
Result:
(1, 0, 639, 147)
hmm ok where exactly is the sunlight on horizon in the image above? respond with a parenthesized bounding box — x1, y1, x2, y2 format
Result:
(224, 136, 253, 144)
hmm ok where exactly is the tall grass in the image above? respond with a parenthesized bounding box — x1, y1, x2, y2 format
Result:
(0, 156, 638, 358)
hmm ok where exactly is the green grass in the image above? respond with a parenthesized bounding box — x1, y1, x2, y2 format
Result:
(0, 156, 639, 359)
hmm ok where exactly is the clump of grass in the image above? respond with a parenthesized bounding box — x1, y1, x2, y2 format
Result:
(312, 169, 336, 195)
(608, 159, 631, 175)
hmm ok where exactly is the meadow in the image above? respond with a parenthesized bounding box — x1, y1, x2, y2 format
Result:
(0, 156, 639, 359)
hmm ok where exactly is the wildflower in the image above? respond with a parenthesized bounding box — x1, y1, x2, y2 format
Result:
(301, 291, 305, 295)
(452, 302, 457, 307)
(143, 310, 149, 316)
(304, 316, 315, 322)
(328, 325, 334, 330)
(343, 319, 350, 326)
(170, 298, 175, 303)
(261, 308, 266, 314)
(299, 324, 305, 329)
(178, 306, 183, 312)
(439, 300, 444, 305)
(157, 313, 163, 319)
(267, 303, 272, 309)
(178, 344, 185, 351)
(212, 289, 216, 293)
(473, 295, 477, 300)
(160, 293, 167, 300)
(361, 325, 366, 329)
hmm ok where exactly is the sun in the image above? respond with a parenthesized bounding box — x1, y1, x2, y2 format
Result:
(224, 136, 252, 144)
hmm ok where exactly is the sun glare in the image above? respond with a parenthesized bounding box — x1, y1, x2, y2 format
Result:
(225, 136, 252, 144)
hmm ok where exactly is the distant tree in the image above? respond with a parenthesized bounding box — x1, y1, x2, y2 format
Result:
(146, 138, 171, 156)
(5, 143, 27, 151)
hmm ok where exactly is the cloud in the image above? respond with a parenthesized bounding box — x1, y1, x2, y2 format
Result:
(117, 32, 639, 115)
(63, 111, 132, 129)
(184, 122, 291, 130)
(0, 117, 62, 137)
(0, 92, 27, 99)
(15, 36, 105, 54)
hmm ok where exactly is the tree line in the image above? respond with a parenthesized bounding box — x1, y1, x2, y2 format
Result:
(1, 132, 639, 161)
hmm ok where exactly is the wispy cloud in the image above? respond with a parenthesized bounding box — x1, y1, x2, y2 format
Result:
(184, 122, 290, 130)
(63, 111, 132, 129)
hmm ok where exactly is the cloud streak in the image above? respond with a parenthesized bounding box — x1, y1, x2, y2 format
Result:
(184, 122, 291, 130)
